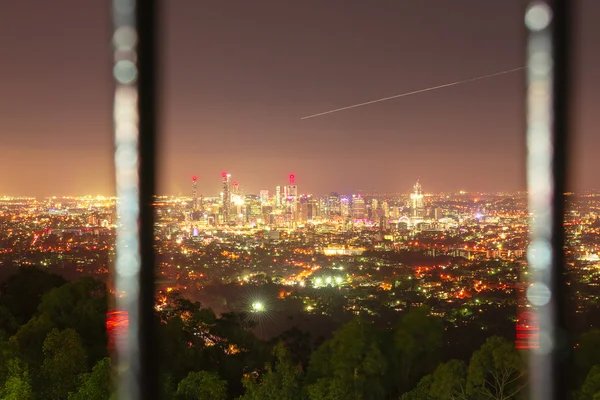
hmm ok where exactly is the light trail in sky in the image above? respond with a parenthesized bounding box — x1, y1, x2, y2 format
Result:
(301, 66, 526, 120)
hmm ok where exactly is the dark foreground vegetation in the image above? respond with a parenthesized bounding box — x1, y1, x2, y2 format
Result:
(1, 267, 600, 399)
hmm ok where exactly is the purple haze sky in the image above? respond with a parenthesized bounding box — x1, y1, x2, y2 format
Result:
(0, 1, 598, 197)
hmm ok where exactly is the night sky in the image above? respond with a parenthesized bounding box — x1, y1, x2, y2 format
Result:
(1, 1, 598, 197)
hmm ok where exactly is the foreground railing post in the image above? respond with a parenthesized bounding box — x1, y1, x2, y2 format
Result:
(112, 0, 158, 399)
(525, 1, 571, 399)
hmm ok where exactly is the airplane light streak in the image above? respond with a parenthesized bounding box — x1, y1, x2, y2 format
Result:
(301, 66, 526, 120)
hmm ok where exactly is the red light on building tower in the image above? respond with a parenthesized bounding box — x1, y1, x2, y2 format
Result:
(192, 176, 197, 181)
(289, 174, 295, 184)
(222, 172, 227, 178)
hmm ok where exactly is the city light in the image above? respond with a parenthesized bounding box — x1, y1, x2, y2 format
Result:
(251, 301, 265, 312)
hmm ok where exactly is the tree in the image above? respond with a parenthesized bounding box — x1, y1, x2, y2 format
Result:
(466, 336, 526, 400)
(0, 358, 34, 400)
(392, 307, 444, 393)
(429, 360, 468, 400)
(0, 331, 16, 383)
(68, 357, 114, 400)
(0, 305, 18, 336)
(271, 326, 312, 369)
(580, 366, 600, 400)
(0, 267, 66, 326)
(175, 371, 227, 400)
(41, 328, 88, 400)
(11, 313, 55, 369)
(575, 330, 600, 384)
(11, 278, 108, 370)
(400, 374, 433, 400)
(306, 318, 387, 400)
(37, 277, 108, 365)
(241, 342, 304, 400)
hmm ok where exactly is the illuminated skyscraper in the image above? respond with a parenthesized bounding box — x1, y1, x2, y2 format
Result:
(285, 174, 298, 222)
(340, 197, 350, 217)
(275, 186, 282, 208)
(351, 195, 366, 219)
(410, 180, 425, 218)
(192, 176, 198, 211)
(328, 192, 341, 217)
(221, 173, 231, 223)
(286, 174, 298, 201)
(382, 200, 389, 217)
(245, 195, 262, 223)
(259, 190, 269, 205)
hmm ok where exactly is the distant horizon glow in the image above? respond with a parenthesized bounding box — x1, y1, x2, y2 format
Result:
(0, 2, 598, 196)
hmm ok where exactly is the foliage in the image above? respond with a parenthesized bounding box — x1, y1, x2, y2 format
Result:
(580, 366, 600, 400)
(306, 318, 387, 400)
(271, 326, 312, 369)
(11, 277, 108, 370)
(175, 370, 227, 400)
(241, 342, 305, 400)
(1, 267, 599, 400)
(41, 328, 88, 400)
(575, 330, 600, 384)
(0, 358, 33, 400)
(0, 267, 66, 326)
(0, 306, 18, 336)
(466, 336, 526, 400)
(429, 359, 468, 400)
(392, 307, 444, 394)
(11, 314, 55, 369)
(400, 374, 433, 400)
(37, 277, 108, 364)
(156, 292, 269, 397)
(68, 357, 113, 400)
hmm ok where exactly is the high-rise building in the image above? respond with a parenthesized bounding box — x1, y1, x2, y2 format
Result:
(328, 192, 341, 217)
(434, 207, 444, 220)
(221, 173, 231, 223)
(275, 186, 282, 208)
(285, 175, 298, 222)
(192, 176, 198, 211)
(410, 180, 425, 218)
(259, 190, 269, 205)
(352, 195, 366, 219)
(245, 194, 262, 223)
(340, 197, 350, 217)
(382, 200, 389, 217)
(299, 195, 309, 222)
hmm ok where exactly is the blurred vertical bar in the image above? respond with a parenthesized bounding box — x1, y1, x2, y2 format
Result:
(112, 0, 158, 399)
(525, 1, 570, 399)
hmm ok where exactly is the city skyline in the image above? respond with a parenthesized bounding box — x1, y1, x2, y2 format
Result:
(0, 173, 533, 200)
(1, 1, 598, 197)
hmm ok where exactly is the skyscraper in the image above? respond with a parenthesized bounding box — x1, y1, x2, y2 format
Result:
(352, 195, 366, 219)
(192, 176, 198, 211)
(259, 190, 269, 205)
(340, 197, 350, 217)
(245, 194, 261, 223)
(286, 175, 298, 222)
(275, 186, 282, 208)
(410, 180, 425, 218)
(328, 192, 341, 217)
(221, 173, 231, 223)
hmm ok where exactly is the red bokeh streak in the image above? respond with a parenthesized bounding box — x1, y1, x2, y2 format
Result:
(106, 310, 129, 351)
